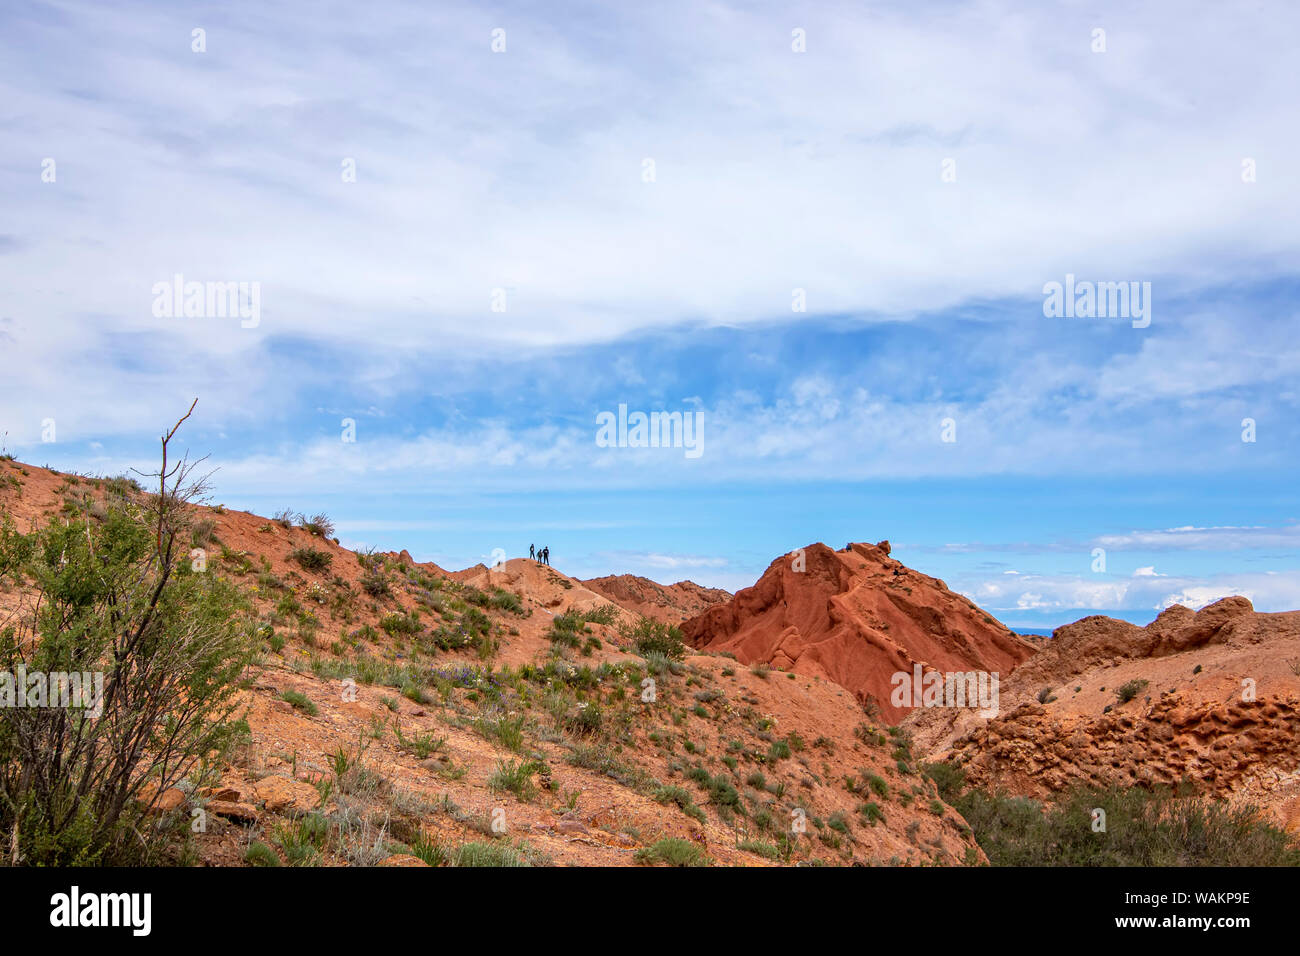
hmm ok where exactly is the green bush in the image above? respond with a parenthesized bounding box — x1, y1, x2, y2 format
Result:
(922, 760, 967, 802)
(454, 841, 530, 867)
(361, 569, 391, 597)
(858, 801, 885, 826)
(290, 546, 332, 572)
(634, 837, 710, 867)
(298, 512, 335, 538)
(379, 611, 422, 636)
(0, 436, 255, 865)
(488, 759, 548, 801)
(244, 841, 282, 867)
(581, 605, 619, 626)
(623, 617, 687, 661)
(1115, 679, 1149, 704)
(547, 612, 586, 649)
(652, 785, 707, 822)
(279, 689, 318, 716)
(738, 839, 780, 859)
(489, 588, 524, 615)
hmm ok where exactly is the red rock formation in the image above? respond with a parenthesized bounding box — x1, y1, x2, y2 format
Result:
(680, 542, 1034, 720)
(582, 574, 731, 625)
(910, 597, 1300, 829)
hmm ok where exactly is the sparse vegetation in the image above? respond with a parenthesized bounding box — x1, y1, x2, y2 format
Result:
(1115, 679, 1149, 704)
(624, 616, 687, 661)
(290, 546, 333, 572)
(634, 837, 710, 867)
(926, 760, 1300, 866)
(299, 512, 336, 538)
(279, 689, 318, 716)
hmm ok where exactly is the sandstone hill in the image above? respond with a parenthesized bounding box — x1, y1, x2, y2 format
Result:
(681, 541, 1035, 721)
(583, 574, 731, 625)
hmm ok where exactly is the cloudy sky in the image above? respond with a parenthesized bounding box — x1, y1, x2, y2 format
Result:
(2, 0, 1298, 627)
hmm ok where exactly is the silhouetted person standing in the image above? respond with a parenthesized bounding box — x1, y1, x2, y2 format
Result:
(529, 543, 535, 561)
(542, 546, 550, 566)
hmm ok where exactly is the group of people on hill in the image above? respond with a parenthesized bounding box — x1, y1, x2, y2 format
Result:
(529, 543, 551, 565)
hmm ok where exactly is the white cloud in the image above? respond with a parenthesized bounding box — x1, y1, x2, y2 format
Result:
(3, 0, 1300, 447)
(961, 570, 1300, 615)
(1095, 524, 1300, 551)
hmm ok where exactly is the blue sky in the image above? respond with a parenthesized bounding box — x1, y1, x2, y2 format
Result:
(1, 0, 1298, 627)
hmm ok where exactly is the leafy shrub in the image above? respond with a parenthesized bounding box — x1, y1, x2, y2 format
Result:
(652, 785, 707, 822)
(290, 546, 333, 572)
(858, 801, 885, 826)
(488, 759, 548, 801)
(244, 841, 282, 867)
(361, 569, 391, 597)
(864, 773, 889, 798)
(922, 760, 967, 802)
(0, 431, 255, 865)
(623, 617, 687, 661)
(581, 605, 619, 626)
(489, 588, 524, 614)
(454, 841, 530, 867)
(565, 703, 603, 737)
(279, 690, 318, 716)
(547, 612, 586, 648)
(738, 839, 779, 859)
(1115, 679, 1149, 704)
(380, 612, 423, 636)
(409, 834, 448, 866)
(299, 512, 335, 538)
(634, 837, 710, 867)
(767, 739, 791, 763)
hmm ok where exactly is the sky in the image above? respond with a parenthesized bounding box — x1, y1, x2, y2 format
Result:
(1, 0, 1298, 629)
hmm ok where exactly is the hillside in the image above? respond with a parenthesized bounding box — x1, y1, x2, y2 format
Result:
(681, 541, 1035, 721)
(0, 460, 981, 867)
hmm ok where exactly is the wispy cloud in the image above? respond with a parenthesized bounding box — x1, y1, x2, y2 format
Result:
(961, 570, 1300, 616)
(1094, 525, 1300, 551)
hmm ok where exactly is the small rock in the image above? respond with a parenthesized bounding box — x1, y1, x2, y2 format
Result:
(208, 800, 259, 823)
(155, 788, 187, 812)
(253, 775, 320, 813)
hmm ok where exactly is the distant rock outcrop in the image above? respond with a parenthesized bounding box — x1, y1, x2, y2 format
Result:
(680, 542, 1034, 720)
(582, 574, 731, 626)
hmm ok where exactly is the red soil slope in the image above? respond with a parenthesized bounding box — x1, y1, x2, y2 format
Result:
(681, 541, 1034, 721)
